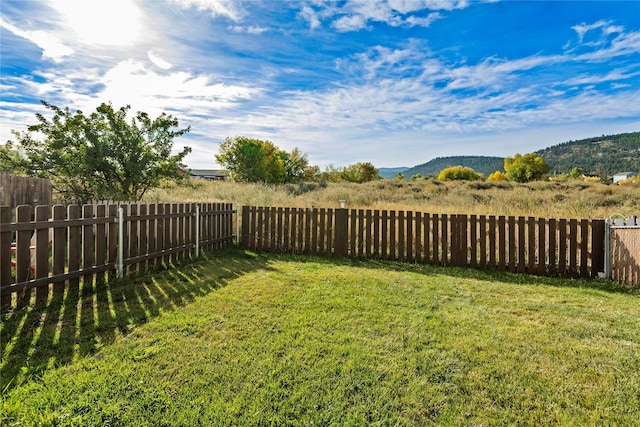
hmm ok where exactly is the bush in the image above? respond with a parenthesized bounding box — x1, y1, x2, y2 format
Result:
(437, 166, 483, 181)
(487, 170, 508, 181)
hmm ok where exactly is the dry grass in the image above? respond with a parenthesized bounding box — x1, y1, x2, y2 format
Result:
(144, 178, 640, 219)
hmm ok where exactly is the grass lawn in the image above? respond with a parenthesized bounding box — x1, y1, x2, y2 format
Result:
(2, 250, 639, 426)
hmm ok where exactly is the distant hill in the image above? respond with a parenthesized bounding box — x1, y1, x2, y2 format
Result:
(536, 132, 640, 175)
(403, 156, 504, 178)
(378, 167, 409, 179)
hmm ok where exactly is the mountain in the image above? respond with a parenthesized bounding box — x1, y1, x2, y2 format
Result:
(378, 167, 409, 179)
(536, 132, 640, 175)
(402, 156, 504, 178)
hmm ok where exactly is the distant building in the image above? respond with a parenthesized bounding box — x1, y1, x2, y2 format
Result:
(612, 172, 637, 184)
(189, 169, 229, 181)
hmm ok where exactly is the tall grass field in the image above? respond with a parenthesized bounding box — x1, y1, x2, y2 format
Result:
(2, 250, 639, 425)
(144, 178, 640, 219)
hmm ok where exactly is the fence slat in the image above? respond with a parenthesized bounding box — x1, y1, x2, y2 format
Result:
(381, 210, 389, 259)
(537, 218, 546, 276)
(415, 212, 422, 263)
(488, 216, 496, 269)
(559, 219, 567, 276)
(580, 219, 589, 278)
(389, 211, 397, 260)
(34, 206, 49, 302)
(398, 211, 406, 260)
(548, 219, 556, 276)
(497, 216, 506, 270)
(528, 217, 536, 274)
(508, 216, 516, 272)
(569, 219, 578, 277)
(1, 206, 12, 306)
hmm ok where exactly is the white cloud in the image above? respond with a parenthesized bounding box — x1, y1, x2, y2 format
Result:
(405, 13, 441, 28)
(48, 0, 143, 47)
(168, 0, 244, 21)
(148, 51, 173, 70)
(0, 16, 73, 61)
(229, 25, 269, 34)
(333, 14, 369, 32)
(301, 0, 464, 31)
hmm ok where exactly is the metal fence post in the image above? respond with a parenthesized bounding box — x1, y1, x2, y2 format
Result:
(236, 206, 240, 246)
(604, 218, 611, 279)
(118, 207, 124, 279)
(195, 204, 200, 258)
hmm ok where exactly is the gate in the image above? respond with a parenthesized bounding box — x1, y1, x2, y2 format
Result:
(606, 216, 640, 287)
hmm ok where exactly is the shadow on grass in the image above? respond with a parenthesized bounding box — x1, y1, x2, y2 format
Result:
(0, 248, 271, 393)
(260, 251, 640, 296)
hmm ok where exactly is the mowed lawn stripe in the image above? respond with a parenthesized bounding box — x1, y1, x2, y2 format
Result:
(2, 251, 639, 426)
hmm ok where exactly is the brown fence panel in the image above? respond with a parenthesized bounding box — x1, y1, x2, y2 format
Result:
(0, 174, 52, 212)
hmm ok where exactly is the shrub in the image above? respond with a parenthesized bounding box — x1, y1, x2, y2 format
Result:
(437, 166, 483, 181)
(487, 170, 508, 181)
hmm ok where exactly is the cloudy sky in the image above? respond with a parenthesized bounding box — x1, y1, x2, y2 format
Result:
(1, 0, 639, 169)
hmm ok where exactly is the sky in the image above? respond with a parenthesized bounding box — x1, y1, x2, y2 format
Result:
(1, 0, 639, 170)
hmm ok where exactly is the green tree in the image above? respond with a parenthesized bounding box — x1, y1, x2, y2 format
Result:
(568, 167, 583, 179)
(215, 136, 312, 183)
(504, 153, 550, 183)
(437, 165, 483, 181)
(4, 101, 191, 202)
(0, 142, 25, 174)
(340, 162, 380, 183)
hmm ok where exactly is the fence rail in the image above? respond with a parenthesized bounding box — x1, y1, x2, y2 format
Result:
(1, 202, 236, 307)
(241, 206, 606, 280)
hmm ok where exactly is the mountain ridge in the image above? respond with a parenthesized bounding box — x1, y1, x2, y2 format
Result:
(387, 131, 639, 178)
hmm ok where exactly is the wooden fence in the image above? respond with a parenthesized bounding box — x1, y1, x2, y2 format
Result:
(1, 202, 236, 307)
(0, 174, 52, 213)
(241, 206, 606, 279)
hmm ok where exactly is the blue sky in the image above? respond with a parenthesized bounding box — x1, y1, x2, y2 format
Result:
(1, 0, 639, 170)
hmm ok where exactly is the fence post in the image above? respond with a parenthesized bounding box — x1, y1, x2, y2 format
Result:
(195, 204, 200, 258)
(118, 207, 124, 279)
(334, 208, 349, 257)
(604, 218, 611, 279)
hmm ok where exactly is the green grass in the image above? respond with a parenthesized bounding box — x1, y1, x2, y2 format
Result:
(2, 250, 639, 426)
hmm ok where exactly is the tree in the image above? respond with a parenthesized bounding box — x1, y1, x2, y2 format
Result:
(340, 162, 380, 183)
(215, 136, 312, 183)
(4, 101, 191, 202)
(503, 153, 550, 183)
(0, 142, 25, 174)
(568, 167, 583, 179)
(437, 165, 483, 181)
